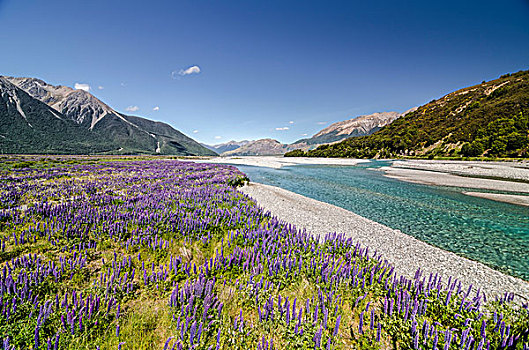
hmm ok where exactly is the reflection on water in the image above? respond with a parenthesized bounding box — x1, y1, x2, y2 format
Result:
(236, 161, 529, 280)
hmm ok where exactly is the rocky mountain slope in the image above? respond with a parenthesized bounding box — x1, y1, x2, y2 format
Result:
(203, 140, 250, 154)
(221, 139, 305, 156)
(219, 111, 408, 156)
(0, 78, 111, 154)
(1, 76, 216, 156)
(295, 70, 529, 158)
(294, 111, 408, 146)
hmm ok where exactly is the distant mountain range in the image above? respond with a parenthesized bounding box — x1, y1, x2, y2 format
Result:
(294, 70, 529, 159)
(0, 76, 216, 156)
(208, 111, 413, 156)
(202, 140, 250, 154)
(293, 111, 411, 146)
(221, 139, 306, 156)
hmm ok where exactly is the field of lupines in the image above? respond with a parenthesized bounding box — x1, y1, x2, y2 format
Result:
(0, 157, 528, 350)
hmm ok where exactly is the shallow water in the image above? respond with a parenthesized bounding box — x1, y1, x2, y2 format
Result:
(235, 161, 529, 281)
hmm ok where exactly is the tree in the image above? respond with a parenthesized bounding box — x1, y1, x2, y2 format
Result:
(461, 141, 484, 157)
(490, 137, 507, 155)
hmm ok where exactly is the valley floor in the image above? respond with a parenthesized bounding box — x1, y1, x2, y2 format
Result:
(201, 156, 369, 169)
(241, 182, 529, 301)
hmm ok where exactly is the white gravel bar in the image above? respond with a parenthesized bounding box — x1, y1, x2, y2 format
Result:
(202, 156, 369, 169)
(241, 182, 529, 302)
(463, 192, 529, 207)
(379, 167, 529, 194)
(391, 160, 529, 182)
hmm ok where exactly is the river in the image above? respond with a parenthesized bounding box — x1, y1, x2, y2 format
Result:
(235, 161, 529, 281)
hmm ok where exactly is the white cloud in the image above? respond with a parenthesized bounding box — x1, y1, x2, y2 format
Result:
(193, 130, 199, 134)
(302, 133, 308, 136)
(317, 121, 327, 125)
(153, 106, 160, 111)
(275, 127, 290, 131)
(98, 86, 104, 90)
(181, 65, 201, 75)
(214, 136, 222, 139)
(120, 82, 126, 87)
(74, 83, 90, 92)
(173, 65, 201, 78)
(125, 105, 139, 112)
(289, 121, 294, 124)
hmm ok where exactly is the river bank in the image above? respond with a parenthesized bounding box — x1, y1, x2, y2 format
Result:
(199, 156, 369, 169)
(379, 160, 529, 206)
(240, 182, 529, 302)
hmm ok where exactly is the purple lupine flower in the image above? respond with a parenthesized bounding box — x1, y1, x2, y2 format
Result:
(198, 323, 203, 343)
(34, 327, 40, 349)
(164, 337, 173, 350)
(190, 321, 197, 344)
(313, 326, 323, 348)
(444, 331, 452, 350)
(334, 314, 341, 337)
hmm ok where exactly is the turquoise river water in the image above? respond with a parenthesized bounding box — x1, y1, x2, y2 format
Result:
(235, 161, 529, 281)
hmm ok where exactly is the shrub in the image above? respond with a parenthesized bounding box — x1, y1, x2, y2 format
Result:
(284, 149, 306, 157)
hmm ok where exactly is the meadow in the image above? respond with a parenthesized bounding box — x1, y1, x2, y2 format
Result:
(0, 157, 527, 349)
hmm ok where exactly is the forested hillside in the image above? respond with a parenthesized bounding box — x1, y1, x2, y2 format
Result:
(288, 70, 529, 159)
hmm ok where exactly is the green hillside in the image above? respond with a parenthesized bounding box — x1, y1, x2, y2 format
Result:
(288, 70, 529, 159)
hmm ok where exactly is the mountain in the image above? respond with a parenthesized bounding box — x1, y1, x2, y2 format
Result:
(221, 139, 305, 156)
(293, 111, 406, 146)
(289, 70, 529, 159)
(122, 115, 217, 156)
(1, 76, 216, 156)
(214, 112, 407, 156)
(203, 140, 250, 154)
(0, 77, 112, 154)
(215, 112, 406, 156)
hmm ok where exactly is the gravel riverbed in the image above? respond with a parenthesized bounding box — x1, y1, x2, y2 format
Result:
(391, 160, 529, 182)
(241, 182, 529, 302)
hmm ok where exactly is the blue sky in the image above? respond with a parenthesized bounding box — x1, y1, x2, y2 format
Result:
(1, 0, 528, 144)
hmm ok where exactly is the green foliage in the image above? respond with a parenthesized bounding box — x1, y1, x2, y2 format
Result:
(226, 175, 250, 187)
(461, 141, 484, 157)
(303, 70, 529, 159)
(284, 149, 306, 157)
